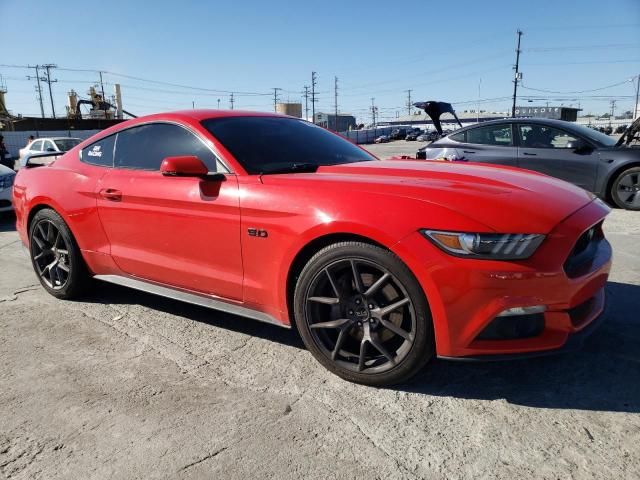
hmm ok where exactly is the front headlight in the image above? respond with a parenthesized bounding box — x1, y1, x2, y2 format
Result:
(421, 230, 545, 260)
(0, 174, 15, 190)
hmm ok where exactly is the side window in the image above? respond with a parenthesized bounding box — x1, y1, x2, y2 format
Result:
(43, 140, 56, 152)
(466, 124, 513, 146)
(81, 134, 116, 167)
(30, 140, 43, 152)
(519, 124, 580, 149)
(114, 123, 219, 171)
(450, 131, 466, 142)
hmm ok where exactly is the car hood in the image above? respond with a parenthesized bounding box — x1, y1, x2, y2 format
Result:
(273, 160, 595, 233)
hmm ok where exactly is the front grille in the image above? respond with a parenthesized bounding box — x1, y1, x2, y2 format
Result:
(563, 222, 604, 278)
(0, 199, 11, 207)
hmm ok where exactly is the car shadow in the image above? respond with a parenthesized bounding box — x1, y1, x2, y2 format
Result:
(82, 281, 305, 350)
(81, 280, 638, 413)
(396, 281, 640, 413)
(0, 212, 16, 232)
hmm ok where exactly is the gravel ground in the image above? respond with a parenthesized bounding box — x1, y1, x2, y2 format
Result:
(1, 197, 639, 478)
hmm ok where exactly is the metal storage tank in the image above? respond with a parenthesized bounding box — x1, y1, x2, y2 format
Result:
(276, 103, 302, 118)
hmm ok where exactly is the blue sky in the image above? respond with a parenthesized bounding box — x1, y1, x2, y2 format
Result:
(1, 0, 639, 122)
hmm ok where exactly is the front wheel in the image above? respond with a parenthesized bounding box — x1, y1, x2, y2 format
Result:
(611, 167, 640, 210)
(293, 242, 434, 386)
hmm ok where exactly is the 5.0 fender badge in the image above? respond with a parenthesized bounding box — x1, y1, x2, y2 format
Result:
(247, 228, 268, 238)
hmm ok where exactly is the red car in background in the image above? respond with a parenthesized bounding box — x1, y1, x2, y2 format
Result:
(12, 111, 612, 386)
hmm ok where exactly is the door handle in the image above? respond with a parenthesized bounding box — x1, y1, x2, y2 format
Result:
(522, 152, 537, 156)
(99, 188, 122, 201)
(463, 150, 476, 154)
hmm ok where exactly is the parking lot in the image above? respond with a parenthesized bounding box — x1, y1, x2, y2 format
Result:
(1, 169, 639, 479)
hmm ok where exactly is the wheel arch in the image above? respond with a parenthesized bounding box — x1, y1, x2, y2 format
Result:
(27, 202, 60, 235)
(284, 232, 387, 325)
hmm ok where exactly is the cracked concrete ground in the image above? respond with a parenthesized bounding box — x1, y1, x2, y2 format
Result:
(0, 206, 639, 480)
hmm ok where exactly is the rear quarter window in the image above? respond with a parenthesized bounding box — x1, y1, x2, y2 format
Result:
(449, 131, 466, 142)
(80, 134, 115, 167)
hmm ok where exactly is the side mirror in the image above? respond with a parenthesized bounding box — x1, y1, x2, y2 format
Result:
(46, 147, 56, 152)
(160, 155, 225, 181)
(566, 139, 591, 152)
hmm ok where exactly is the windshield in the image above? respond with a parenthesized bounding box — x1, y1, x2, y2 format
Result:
(54, 138, 81, 151)
(201, 116, 375, 174)
(568, 124, 618, 147)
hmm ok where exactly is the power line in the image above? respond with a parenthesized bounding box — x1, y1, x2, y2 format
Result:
(525, 43, 639, 52)
(521, 77, 636, 94)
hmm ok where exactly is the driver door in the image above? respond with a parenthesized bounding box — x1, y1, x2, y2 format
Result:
(516, 124, 597, 191)
(94, 122, 244, 301)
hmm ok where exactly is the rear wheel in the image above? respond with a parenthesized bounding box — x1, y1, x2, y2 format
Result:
(29, 209, 90, 299)
(294, 242, 434, 386)
(611, 167, 640, 210)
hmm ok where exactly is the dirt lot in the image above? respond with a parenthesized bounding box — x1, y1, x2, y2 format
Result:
(1, 181, 639, 478)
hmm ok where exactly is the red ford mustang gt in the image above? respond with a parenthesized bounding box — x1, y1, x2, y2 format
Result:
(13, 110, 612, 386)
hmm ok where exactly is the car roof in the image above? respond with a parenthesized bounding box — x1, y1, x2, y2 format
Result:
(75, 110, 292, 147)
(36, 137, 82, 141)
(456, 117, 580, 132)
(149, 109, 283, 121)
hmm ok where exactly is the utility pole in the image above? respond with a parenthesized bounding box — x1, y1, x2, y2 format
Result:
(42, 64, 58, 119)
(98, 71, 106, 106)
(272, 87, 281, 112)
(634, 74, 640, 118)
(511, 29, 523, 118)
(303, 85, 310, 121)
(192, 101, 195, 109)
(477, 78, 481, 123)
(230, 93, 234, 110)
(217, 98, 220, 109)
(311, 72, 317, 124)
(406, 89, 412, 116)
(610, 100, 616, 124)
(371, 97, 377, 127)
(26, 65, 46, 118)
(334, 76, 339, 131)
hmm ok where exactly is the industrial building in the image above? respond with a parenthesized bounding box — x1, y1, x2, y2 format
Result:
(515, 105, 581, 122)
(275, 103, 302, 118)
(314, 112, 356, 131)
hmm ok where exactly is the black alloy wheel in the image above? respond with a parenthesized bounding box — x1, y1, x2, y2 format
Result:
(294, 242, 434, 386)
(612, 167, 640, 211)
(31, 219, 71, 290)
(29, 209, 89, 299)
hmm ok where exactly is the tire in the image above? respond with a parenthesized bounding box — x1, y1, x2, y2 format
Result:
(611, 167, 640, 211)
(29, 208, 90, 299)
(293, 241, 434, 386)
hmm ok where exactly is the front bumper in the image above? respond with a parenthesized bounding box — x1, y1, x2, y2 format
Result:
(393, 199, 612, 358)
(0, 188, 13, 212)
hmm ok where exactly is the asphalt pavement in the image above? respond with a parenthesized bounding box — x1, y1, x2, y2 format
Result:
(0, 195, 638, 479)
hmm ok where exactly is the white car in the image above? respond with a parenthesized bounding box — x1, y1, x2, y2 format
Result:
(0, 164, 16, 212)
(19, 137, 82, 167)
